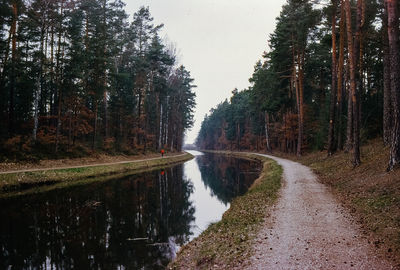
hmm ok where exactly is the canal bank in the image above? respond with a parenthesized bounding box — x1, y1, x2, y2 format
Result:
(0, 152, 193, 198)
(169, 152, 282, 269)
(0, 151, 263, 269)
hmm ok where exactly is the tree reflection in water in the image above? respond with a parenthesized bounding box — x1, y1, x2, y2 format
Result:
(0, 165, 194, 270)
(0, 154, 262, 269)
(196, 153, 262, 204)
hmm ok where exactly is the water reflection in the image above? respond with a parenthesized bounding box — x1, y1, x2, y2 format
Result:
(0, 153, 261, 269)
(196, 153, 261, 204)
(0, 166, 194, 270)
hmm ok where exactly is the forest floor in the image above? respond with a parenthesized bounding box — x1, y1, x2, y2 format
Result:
(0, 152, 192, 198)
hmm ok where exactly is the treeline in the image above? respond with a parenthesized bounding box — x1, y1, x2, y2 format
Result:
(197, 0, 400, 170)
(0, 1, 196, 160)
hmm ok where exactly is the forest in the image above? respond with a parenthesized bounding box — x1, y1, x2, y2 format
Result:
(196, 0, 400, 171)
(0, 1, 196, 161)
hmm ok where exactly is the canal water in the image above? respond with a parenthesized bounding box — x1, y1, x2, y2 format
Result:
(0, 152, 261, 269)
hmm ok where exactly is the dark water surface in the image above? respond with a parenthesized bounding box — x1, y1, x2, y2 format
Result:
(0, 152, 261, 269)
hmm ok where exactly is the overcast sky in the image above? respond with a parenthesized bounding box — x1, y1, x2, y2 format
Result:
(125, 0, 287, 144)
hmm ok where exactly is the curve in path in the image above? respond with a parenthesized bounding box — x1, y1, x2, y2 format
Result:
(250, 154, 394, 269)
(0, 153, 187, 175)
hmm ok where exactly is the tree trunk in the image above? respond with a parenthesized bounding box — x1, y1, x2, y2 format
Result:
(33, 17, 46, 142)
(337, 89, 344, 150)
(337, 1, 346, 150)
(297, 51, 305, 157)
(383, 1, 393, 146)
(328, 0, 338, 156)
(386, 0, 400, 170)
(102, 0, 108, 139)
(344, 0, 361, 166)
(159, 103, 163, 149)
(345, 76, 353, 152)
(55, 0, 64, 153)
(103, 89, 108, 138)
(352, 0, 363, 167)
(0, 8, 15, 84)
(265, 111, 271, 152)
(92, 102, 98, 150)
(9, 1, 18, 136)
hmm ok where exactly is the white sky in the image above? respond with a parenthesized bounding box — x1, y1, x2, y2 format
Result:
(125, 0, 287, 144)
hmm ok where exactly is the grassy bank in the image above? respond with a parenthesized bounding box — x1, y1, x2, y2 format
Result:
(289, 140, 400, 264)
(169, 153, 282, 269)
(0, 153, 193, 198)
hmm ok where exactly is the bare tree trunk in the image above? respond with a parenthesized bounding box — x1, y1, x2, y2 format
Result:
(337, 1, 346, 150)
(103, 89, 108, 138)
(92, 102, 98, 150)
(386, 0, 400, 171)
(164, 96, 169, 147)
(297, 51, 305, 157)
(0, 9, 14, 84)
(159, 103, 163, 149)
(352, 0, 363, 167)
(33, 16, 46, 142)
(9, 1, 18, 136)
(344, 1, 354, 153)
(345, 75, 353, 152)
(265, 111, 271, 152)
(344, 0, 361, 166)
(328, 0, 338, 156)
(383, 1, 393, 146)
(55, 0, 64, 153)
(337, 90, 344, 150)
(102, 0, 108, 140)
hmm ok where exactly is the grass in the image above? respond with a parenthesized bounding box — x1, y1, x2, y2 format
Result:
(288, 139, 400, 265)
(0, 153, 193, 198)
(168, 153, 282, 269)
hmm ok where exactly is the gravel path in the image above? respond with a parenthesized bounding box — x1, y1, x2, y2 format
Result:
(250, 154, 394, 269)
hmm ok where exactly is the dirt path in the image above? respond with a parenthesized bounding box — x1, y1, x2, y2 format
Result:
(250, 154, 394, 269)
(0, 153, 186, 175)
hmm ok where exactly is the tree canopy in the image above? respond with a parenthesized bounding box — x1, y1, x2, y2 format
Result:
(196, 0, 400, 170)
(0, 1, 196, 159)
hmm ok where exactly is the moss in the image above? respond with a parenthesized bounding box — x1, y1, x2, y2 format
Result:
(169, 152, 282, 269)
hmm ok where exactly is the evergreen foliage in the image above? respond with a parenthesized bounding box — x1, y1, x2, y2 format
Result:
(197, 0, 400, 170)
(0, 1, 196, 160)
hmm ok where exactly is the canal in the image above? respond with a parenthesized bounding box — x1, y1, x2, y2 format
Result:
(0, 152, 261, 269)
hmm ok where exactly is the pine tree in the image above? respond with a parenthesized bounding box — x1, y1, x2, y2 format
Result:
(386, 0, 400, 170)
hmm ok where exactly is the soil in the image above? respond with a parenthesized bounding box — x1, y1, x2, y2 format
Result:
(250, 154, 396, 269)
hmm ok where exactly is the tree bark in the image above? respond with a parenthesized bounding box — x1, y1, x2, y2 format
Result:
(33, 15, 46, 142)
(265, 111, 271, 152)
(386, 0, 400, 170)
(345, 72, 353, 152)
(352, 0, 363, 167)
(102, 0, 108, 139)
(55, 0, 64, 153)
(337, 1, 346, 150)
(383, 1, 393, 146)
(9, 1, 18, 136)
(328, 0, 338, 156)
(344, 0, 361, 166)
(92, 102, 98, 150)
(297, 51, 305, 157)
